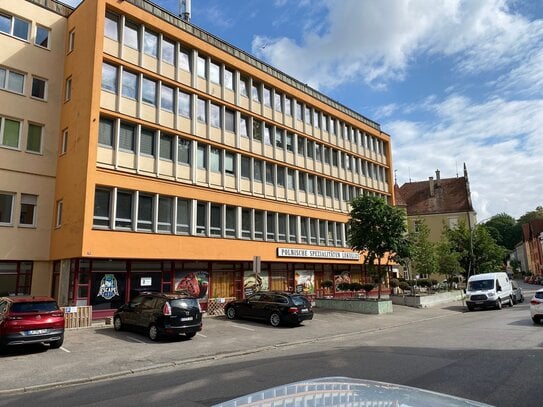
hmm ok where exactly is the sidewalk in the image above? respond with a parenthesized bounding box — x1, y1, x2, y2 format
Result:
(0, 300, 467, 395)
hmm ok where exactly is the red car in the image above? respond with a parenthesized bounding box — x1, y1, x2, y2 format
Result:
(0, 296, 65, 351)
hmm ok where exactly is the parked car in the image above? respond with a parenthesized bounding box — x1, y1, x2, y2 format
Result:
(224, 291, 313, 327)
(113, 292, 202, 341)
(0, 296, 65, 351)
(530, 288, 543, 324)
(465, 272, 513, 311)
(511, 281, 524, 304)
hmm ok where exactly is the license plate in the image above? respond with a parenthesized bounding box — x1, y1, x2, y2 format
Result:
(475, 301, 484, 305)
(28, 329, 48, 335)
(180, 317, 193, 321)
(301, 308, 308, 313)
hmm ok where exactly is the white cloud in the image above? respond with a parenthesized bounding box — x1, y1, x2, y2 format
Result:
(252, 0, 543, 90)
(389, 95, 543, 220)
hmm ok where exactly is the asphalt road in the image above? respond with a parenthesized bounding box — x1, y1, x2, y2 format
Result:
(1, 285, 542, 406)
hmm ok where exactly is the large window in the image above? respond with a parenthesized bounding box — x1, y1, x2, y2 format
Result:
(122, 70, 138, 99)
(241, 156, 250, 179)
(101, 63, 117, 92)
(93, 188, 111, 227)
(137, 194, 153, 231)
(197, 99, 206, 123)
(0, 67, 25, 94)
(160, 84, 174, 112)
(225, 109, 235, 133)
(209, 61, 220, 84)
(177, 137, 191, 165)
(104, 12, 119, 41)
(0, 117, 21, 149)
(123, 20, 139, 49)
(98, 117, 114, 147)
(35, 26, 50, 48)
(0, 13, 30, 41)
(162, 38, 175, 64)
(224, 152, 235, 176)
(160, 133, 173, 160)
(178, 91, 191, 117)
(197, 56, 206, 78)
(115, 190, 133, 228)
(210, 148, 221, 172)
(210, 204, 221, 236)
(176, 198, 190, 234)
(143, 29, 158, 57)
(142, 77, 156, 105)
(157, 196, 173, 232)
(225, 206, 236, 237)
(26, 123, 42, 153)
(0, 192, 14, 225)
(119, 122, 135, 151)
(31, 77, 47, 100)
(197, 144, 207, 169)
(140, 128, 155, 156)
(179, 47, 191, 71)
(210, 103, 220, 128)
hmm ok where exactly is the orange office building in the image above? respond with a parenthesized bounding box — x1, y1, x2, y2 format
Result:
(1, 0, 394, 317)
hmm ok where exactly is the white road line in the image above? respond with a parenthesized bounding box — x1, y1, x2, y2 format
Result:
(196, 332, 207, 338)
(127, 336, 146, 343)
(231, 323, 255, 331)
(60, 347, 70, 353)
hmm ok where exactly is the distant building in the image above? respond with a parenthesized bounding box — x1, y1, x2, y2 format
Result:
(397, 165, 476, 242)
(522, 220, 543, 276)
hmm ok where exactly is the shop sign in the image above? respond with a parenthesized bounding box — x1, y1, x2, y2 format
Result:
(277, 248, 360, 260)
(65, 306, 78, 313)
(97, 274, 120, 300)
(141, 277, 152, 287)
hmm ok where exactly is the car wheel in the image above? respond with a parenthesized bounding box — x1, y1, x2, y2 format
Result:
(49, 334, 64, 349)
(226, 306, 236, 320)
(509, 296, 514, 307)
(113, 316, 124, 331)
(269, 312, 281, 327)
(148, 324, 160, 341)
(496, 298, 502, 310)
(185, 332, 196, 339)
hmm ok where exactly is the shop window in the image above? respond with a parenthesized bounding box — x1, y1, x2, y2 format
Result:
(0, 262, 32, 296)
(211, 271, 234, 298)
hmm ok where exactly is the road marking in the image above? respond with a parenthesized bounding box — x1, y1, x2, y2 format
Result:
(231, 323, 255, 331)
(60, 347, 70, 353)
(127, 336, 146, 343)
(197, 332, 207, 338)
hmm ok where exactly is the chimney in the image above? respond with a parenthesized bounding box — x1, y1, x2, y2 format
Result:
(435, 169, 441, 187)
(429, 176, 435, 197)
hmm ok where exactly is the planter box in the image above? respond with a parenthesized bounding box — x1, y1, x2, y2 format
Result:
(315, 298, 393, 314)
(391, 290, 464, 308)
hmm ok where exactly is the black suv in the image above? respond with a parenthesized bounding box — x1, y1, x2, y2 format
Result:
(224, 291, 313, 327)
(113, 292, 202, 341)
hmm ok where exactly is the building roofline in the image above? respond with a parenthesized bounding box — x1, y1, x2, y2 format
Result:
(122, 0, 381, 131)
(26, 0, 73, 17)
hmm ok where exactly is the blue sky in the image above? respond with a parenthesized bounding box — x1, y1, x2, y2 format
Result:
(64, 0, 543, 221)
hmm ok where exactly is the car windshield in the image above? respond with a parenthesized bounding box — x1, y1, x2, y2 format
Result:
(535, 292, 543, 300)
(291, 295, 307, 306)
(11, 301, 59, 313)
(468, 280, 494, 291)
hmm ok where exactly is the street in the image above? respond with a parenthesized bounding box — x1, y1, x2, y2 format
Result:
(1, 288, 542, 406)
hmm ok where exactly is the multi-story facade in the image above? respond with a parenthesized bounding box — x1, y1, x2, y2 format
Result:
(1, 0, 393, 317)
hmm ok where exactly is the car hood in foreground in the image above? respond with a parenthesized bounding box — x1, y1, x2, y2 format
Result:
(212, 377, 492, 407)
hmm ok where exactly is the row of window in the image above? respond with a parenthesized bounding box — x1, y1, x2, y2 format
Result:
(102, 11, 386, 154)
(98, 117, 388, 198)
(0, 65, 47, 100)
(0, 192, 37, 227)
(93, 187, 348, 246)
(0, 115, 43, 153)
(0, 10, 50, 48)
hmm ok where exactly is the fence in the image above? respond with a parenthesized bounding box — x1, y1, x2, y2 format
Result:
(61, 306, 93, 329)
(206, 297, 236, 316)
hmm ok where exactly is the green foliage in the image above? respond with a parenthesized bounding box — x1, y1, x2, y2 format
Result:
(351, 282, 363, 292)
(398, 281, 411, 291)
(389, 278, 400, 288)
(444, 221, 507, 278)
(517, 206, 543, 225)
(362, 283, 375, 292)
(337, 282, 352, 292)
(408, 219, 437, 278)
(482, 213, 521, 250)
(348, 195, 408, 299)
(435, 235, 463, 290)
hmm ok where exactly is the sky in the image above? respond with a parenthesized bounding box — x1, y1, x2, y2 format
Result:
(63, 0, 543, 221)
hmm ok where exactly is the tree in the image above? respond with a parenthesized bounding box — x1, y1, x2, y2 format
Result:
(482, 213, 521, 251)
(348, 195, 408, 299)
(517, 206, 543, 225)
(444, 221, 507, 278)
(435, 235, 463, 290)
(409, 220, 437, 278)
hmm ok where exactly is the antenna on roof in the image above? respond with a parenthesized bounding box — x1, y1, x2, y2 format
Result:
(180, 0, 191, 22)
(455, 161, 458, 177)
(408, 167, 411, 183)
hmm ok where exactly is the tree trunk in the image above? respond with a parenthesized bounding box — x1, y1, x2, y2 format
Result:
(377, 259, 382, 300)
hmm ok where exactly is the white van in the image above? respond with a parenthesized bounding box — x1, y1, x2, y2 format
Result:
(465, 272, 513, 311)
